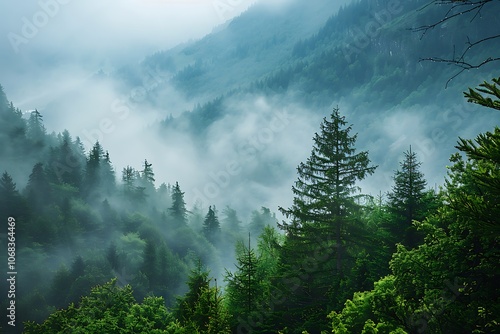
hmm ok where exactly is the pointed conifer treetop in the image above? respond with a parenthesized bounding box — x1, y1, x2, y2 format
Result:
(387, 146, 427, 221)
(280, 107, 377, 227)
(169, 181, 187, 226)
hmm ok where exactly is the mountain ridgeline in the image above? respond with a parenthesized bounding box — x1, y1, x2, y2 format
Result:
(136, 0, 499, 132)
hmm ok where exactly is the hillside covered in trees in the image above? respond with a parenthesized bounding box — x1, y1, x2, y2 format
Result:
(1, 76, 499, 332)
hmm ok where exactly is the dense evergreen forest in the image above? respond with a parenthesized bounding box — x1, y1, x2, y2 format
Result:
(1, 0, 499, 333)
(1, 77, 499, 333)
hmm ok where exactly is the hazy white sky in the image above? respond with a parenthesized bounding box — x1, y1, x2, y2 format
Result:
(0, 0, 307, 103)
(0, 0, 289, 64)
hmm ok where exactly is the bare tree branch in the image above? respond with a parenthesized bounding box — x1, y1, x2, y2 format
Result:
(413, 0, 493, 38)
(411, 0, 500, 86)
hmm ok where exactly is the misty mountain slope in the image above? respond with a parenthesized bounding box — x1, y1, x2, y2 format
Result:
(146, 0, 499, 216)
(156, 0, 499, 135)
(141, 0, 340, 100)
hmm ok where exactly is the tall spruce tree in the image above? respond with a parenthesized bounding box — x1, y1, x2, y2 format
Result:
(224, 236, 263, 331)
(140, 159, 155, 196)
(386, 147, 427, 248)
(203, 205, 221, 244)
(273, 107, 377, 333)
(83, 141, 104, 198)
(27, 109, 46, 146)
(25, 162, 52, 210)
(280, 107, 377, 275)
(169, 181, 187, 227)
(100, 151, 116, 195)
(0, 171, 25, 219)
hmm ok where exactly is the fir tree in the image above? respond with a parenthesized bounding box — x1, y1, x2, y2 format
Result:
(27, 109, 46, 146)
(273, 107, 377, 332)
(249, 207, 277, 239)
(280, 107, 377, 275)
(100, 151, 116, 195)
(83, 141, 104, 197)
(203, 205, 221, 244)
(0, 171, 24, 219)
(25, 162, 52, 210)
(169, 181, 187, 227)
(224, 236, 264, 331)
(221, 205, 242, 234)
(386, 147, 427, 248)
(141, 240, 158, 289)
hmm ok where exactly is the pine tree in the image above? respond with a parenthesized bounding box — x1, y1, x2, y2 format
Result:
(140, 159, 155, 196)
(249, 207, 277, 239)
(169, 182, 187, 227)
(83, 141, 104, 197)
(0, 171, 17, 196)
(48, 130, 83, 187)
(106, 243, 121, 272)
(386, 147, 427, 248)
(141, 240, 158, 289)
(272, 107, 377, 333)
(25, 162, 52, 210)
(224, 236, 264, 331)
(175, 262, 210, 325)
(101, 151, 116, 195)
(221, 205, 242, 234)
(0, 171, 24, 219)
(280, 107, 377, 275)
(141, 159, 155, 184)
(203, 205, 221, 244)
(27, 109, 46, 146)
(175, 263, 230, 333)
(121, 166, 145, 204)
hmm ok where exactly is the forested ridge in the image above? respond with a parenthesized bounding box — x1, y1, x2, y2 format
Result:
(147, 0, 499, 135)
(1, 76, 499, 333)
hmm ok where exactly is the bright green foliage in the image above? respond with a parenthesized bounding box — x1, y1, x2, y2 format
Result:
(327, 276, 408, 334)
(224, 239, 263, 331)
(175, 264, 231, 333)
(332, 126, 500, 333)
(24, 279, 171, 333)
(454, 127, 500, 232)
